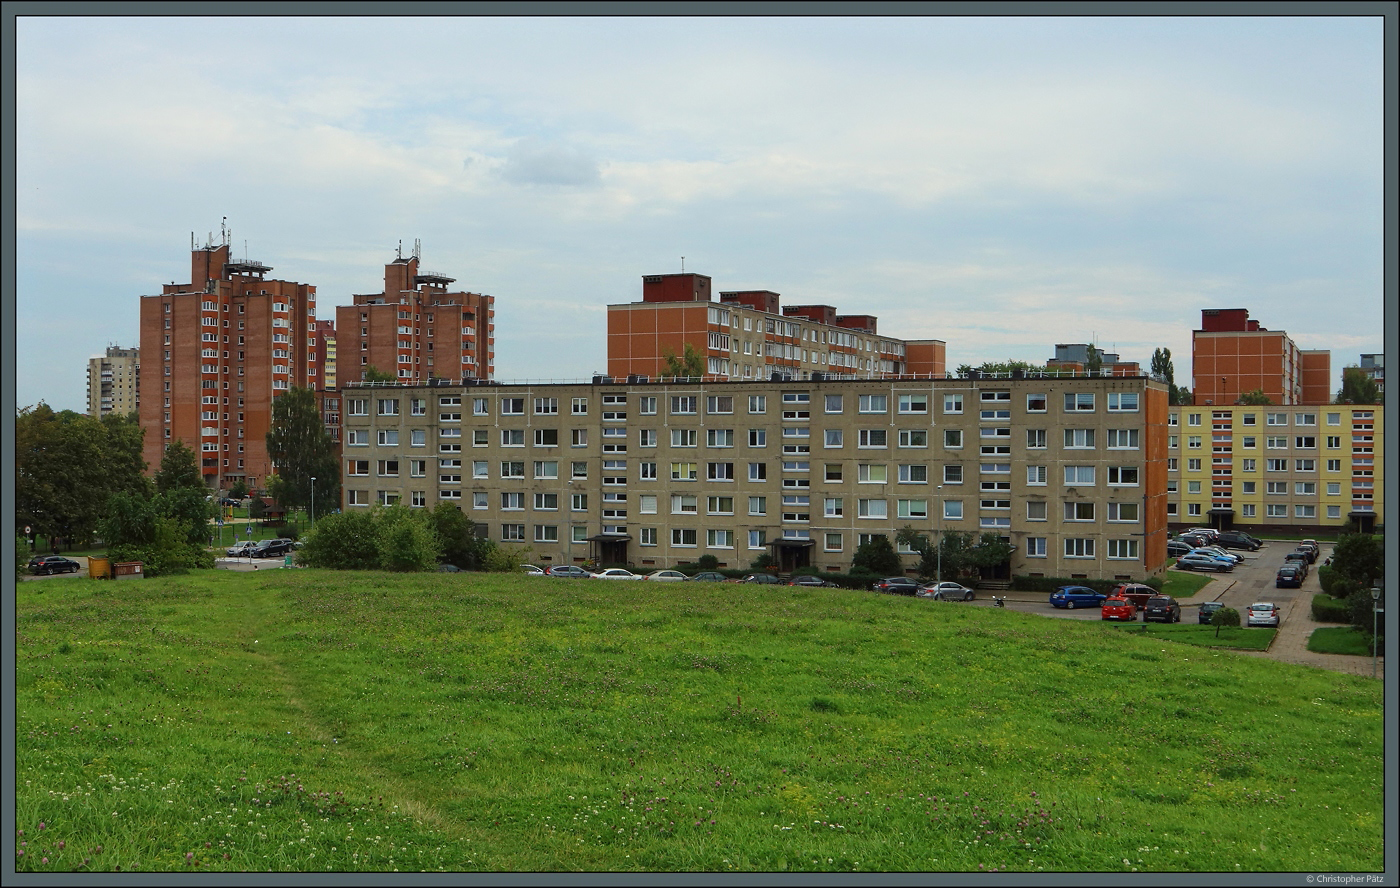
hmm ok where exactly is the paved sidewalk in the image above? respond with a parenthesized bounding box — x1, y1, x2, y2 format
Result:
(1230, 598, 1384, 680)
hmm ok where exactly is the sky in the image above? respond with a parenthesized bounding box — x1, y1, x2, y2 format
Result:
(13, 14, 1386, 412)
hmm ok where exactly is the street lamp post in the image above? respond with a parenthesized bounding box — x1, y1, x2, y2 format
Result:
(1372, 582, 1381, 680)
(935, 484, 943, 585)
(310, 477, 316, 530)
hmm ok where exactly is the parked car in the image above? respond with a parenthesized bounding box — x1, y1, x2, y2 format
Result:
(736, 573, 781, 584)
(218, 497, 243, 508)
(1215, 531, 1262, 551)
(1198, 600, 1227, 624)
(788, 575, 837, 587)
(1177, 553, 1234, 573)
(1049, 585, 1107, 609)
(436, 563, 461, 573)
(1282, 552, 1311, 577)
(1193, 546, 1244, 564)
(645, 569, 690, 582)
(250, 538, 294, 558)
(1247, 602, 1282, 628)
(592, 568, 643, 580)
(1177, 533, 1212, 549)
(226, 540, 259, 557)
(520, 564, 546, 576)
(872, 576, 921, 595)
(31, 556, 81, 576)
(690, 571, 729, 583)
(917, 581, 976, 601)
(1186, 528, 1222, 543)
(1166, 540, 1192, 558)
(1109, 583, 1156, 611)
(1294, 542, 1319, 563)
(547, 565, 594, 578)
(1275, 565, 1305, 588)
(1100, 597, 1139, 621)
(1143, 595, 1182, 623)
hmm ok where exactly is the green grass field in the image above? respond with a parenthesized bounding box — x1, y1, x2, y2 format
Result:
(1105, 622, 1276, 651)
(1307, 627, 1382, 657)
(1158, 571, 1214, 600)
(16, 570, 1383, 873)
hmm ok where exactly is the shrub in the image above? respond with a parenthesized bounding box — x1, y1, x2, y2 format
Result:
(1312, 593, 1352, 623)
(697, 554, 719, 570)
(376, 506, 442, 573)
(852, 534, 903, 577)
(1211, 606, 1241, 637)
(749, 553, 776, 571)
(1347, 590, 1385, 639)
(1317, 565, 1359, 599)
(298, 511, 382, 570)
(485, 544, 535, 573)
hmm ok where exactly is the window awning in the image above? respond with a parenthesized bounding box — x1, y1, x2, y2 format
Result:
(587, 534, 632, 543)
(767, 538, 815, 548)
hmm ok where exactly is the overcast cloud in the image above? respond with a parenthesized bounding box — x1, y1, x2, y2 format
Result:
(14, 15, 1385, 410)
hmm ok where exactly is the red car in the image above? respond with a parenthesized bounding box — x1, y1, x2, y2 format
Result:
(1100, 597, 1139, 622)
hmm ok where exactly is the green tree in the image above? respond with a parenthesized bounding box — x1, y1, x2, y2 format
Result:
(16, 404, 111, 548)
(228, 479, 248, 500)
(661, 343, 705, 379)
(1330, 533, 1384, 590)
(749, 552, 776, 571)
(154, 440, 205, 493)
(265, 386, 340, 522)
(363, 365, 396, 383)
(1151, 347, 1174, 386)
(852, 534, 902, 576)
(1085, 345, 1103, 374)
(1211, 606, 1241, 638)
(1239, 389, 1272, 405)
(100, 412, 151, 498)
(97, 489, 214, 577)
(485, 544, 536, 573)
(896, 526, 938, 578)
(297, 511, 383, 570)
(426, 502, 495, 570)
(956, 360, 1043, 378)
(1336, 366, 1381, 405)
(376, 506, 443, 572)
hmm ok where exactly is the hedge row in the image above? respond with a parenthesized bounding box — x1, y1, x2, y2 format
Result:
(1010, 575, 1163, 595)
(1311, 593, 1352, 624)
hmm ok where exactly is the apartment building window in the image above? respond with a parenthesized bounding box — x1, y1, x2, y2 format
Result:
(707, 462, 735, 481)
(898, 394, 928, 414)
(377, 459, 399, 477)
(1326, 412, 1341, 425)
(347, 460, 370, 476)
(501, 492, 525, 511)
(1064, 538, 1095, 558)
(1294, 481, 1316, 496)
(501, 429, 524, 447)
(1064, 502, 1095, 521)
(1106, 429, 1139, 449)
(670, 462, 697, 481)
(409, 398, 426, 416)
(706, 529, 734, 548)
(347, 490, 369, 506)
(1064, 393, 1095, 412)
(473, 430, 488, 446)
(859, 429, 887, 448)
(944, 429, 963, 448)
(534, 461, 559, 480)
(1241, 458, 1255, 471)
(1294, 505, 1316, 519)
(1026, 465, 1047, 485)
(1326, 436, 1341, 449)
(532, 493, 558, 512)
(943, 394, 963, 414)
(1266, 413, 1287, 426)
(1064, 429, 1095, 448)
(1266, 459, 1287, 472)
(1107, 392, 1138, 412)
(1266, 481, 1288, 495)
(858, 464, 887, 483)
(1187, 413, 1201, 426)
(377, 430, 399, 446)
(748, 462, 767, 481)
(1107, 466, 1139, 486)
(1188, 459, 1202, 471)
(1024, 500, 1047, 521)
(898, 464, 927, 483)
(473, 398, 489, 415)
(707, 429, 735, 448)
(470, 460, 488, 479)
(534, 397, 558, 415)
(1107, 539, 1138, 559)
(1239, 481, 1254, 494)
(671, 396, 697, 415)
(896, 499, 928, 519)
(638, 462, 657, 480)
(1188, 436, 1203, 449)
(858, 394, 887, 414)
(1064, 465, 1095, 485)
(671, 528, 698, 547)
(1107, 502, 1139, 522)
(823, 429, 843, 448)
(824, 394, 843, 413)
(897, 429, 927, 448)
(1295, 436, 1316, 449)
(348, 399, 368, 415)
(1240, 436, 1255, 449)
(500, 397, 525, 415)
(1296, 459, 1316, 472)
(705, 395, 734, 415)
(671, 429, 697, 448)
(937, 500, 960, 520)
(857, 498, 887, 518)
(501, 461, 525, 479)
(501, 525, 526, 541)
(745, 495, 767, 517)
(535, 429, 559, 447)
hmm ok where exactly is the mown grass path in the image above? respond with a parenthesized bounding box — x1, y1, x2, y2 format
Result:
(15, 570, 1384, 873)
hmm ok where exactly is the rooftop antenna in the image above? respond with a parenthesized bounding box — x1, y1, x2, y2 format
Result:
(413, 238, 421, 261)
(397, 239, 403, 260)
(681, 256, 685, 273)
(221, 217, 227, 246)
(191, 231, 195, 250)
(245, 239, 249, 262)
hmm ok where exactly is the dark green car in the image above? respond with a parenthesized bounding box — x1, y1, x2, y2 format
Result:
(1198, 601, 1226, 624)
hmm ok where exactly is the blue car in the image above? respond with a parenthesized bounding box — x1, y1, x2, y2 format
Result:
(1050, 585, 1108, 609)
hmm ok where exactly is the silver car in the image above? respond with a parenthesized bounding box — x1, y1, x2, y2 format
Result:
(1177, 553, 1234, 572)
(917, 581, 977, 601)
(1247, 602, 1281, 628)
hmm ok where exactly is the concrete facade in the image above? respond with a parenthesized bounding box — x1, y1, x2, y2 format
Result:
(1167, 403, 1383, 534)
(343, 374, 1169, 582)
(86, 345, 140, 418)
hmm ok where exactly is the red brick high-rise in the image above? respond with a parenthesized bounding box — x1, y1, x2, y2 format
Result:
(1192, 308, 1331, 406)
(335, 246, 495, 385)
(139, 236, 317, 494)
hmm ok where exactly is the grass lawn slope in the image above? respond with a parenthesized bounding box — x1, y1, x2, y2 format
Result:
(16, 571, 1383, 873)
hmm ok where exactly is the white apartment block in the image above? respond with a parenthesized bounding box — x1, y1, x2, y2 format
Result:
(87, 345, 140, 418)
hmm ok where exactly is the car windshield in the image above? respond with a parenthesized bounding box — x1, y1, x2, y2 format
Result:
(1147, 598, 1170, 606)
(1104, 599, 1129, 606)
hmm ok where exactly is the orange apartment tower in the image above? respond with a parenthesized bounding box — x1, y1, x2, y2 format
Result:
(139, 237, 317, 494)
(334, 246, 494, 385)
(1192, 309, 1331, 406)
(607, 272, 946, 381)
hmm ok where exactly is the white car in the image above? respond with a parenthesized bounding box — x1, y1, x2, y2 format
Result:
(591, 568, 644, 580)
(644, 570, 690, 582)
(520, 564, 546, 576)
(1247, 602, 1281, 627)
(917, 581, 977, 601)
(226, 540, 258, 557)
(1194, 545, 1244, 564)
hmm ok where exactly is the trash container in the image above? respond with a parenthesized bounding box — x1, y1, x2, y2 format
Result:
(283, 553, 294, 568)
(113, 561, 144, 580)
(88, 556, 112, 580)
